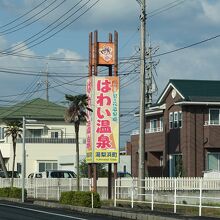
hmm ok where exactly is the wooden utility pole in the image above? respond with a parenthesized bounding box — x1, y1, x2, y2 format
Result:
(139, 0, 146, 199)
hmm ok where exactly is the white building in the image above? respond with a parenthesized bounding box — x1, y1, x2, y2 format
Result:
(0, 98, 86, 176)
(0, 98, 131, 177)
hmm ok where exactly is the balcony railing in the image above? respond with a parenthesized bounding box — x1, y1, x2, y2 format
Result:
(17, 138, 76, 144)
(131, 127, 163, 135)
(145, 127, 163, 133)
(204, 120, 220, 126)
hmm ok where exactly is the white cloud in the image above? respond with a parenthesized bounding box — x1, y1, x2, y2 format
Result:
(155, 39, 220, 96)
(52, 48, 81, 60)
(0, 36, 7, 49)
(200, 1, 220, 24)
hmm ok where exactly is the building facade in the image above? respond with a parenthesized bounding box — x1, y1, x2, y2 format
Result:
(0, 98, 131, 177)
(127, 79, 220, 177)
(0, 98, 87, 176)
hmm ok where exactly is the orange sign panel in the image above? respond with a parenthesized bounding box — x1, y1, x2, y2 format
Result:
(98, 42, 114, 65)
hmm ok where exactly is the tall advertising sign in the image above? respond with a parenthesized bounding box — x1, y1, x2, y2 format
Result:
(86, 76, 119, 163)
(86, 77, 93, 163)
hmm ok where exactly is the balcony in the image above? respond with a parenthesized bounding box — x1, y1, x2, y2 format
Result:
(17, 138, 76, 144)
(145, 127, 163, 134)
(131, 127, 163, 135)
(204, 120, 220, 126)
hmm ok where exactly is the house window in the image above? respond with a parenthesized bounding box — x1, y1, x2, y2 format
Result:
(38, 161, 58, 172)
(150, 119, 157, 132)
(0, 127, 4, 140)
(26, 129, 42, 138)
(209, 109, 219, 125)
(51, 131, 59, 138)
(174, 112, 178, 128)
(169, 154, 183, 177)
(160, 117, 163, 130)
(169, 111, 182, 129)
(169, 112, 173, 129)
(207, 153, 220, 171)
(178, 111, 182, 128)
(17, 163, 21, 174)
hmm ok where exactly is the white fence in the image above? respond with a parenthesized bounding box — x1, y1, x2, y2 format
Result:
(114, 177, 220, 216)
(0, 178, 91, 200)
(1, 177, 220, 216)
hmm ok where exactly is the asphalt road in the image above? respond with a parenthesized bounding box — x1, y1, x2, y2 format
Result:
(0, 201, 126, 220)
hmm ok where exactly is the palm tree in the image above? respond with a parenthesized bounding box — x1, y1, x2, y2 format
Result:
(5, 120, 22, 187)
(65, 94, 92, 191)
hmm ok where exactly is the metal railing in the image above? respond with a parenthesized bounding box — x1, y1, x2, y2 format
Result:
(2, 177, 220, 217)
(131, 127, 163, 135)
(204, 120, 220, 126)
(17, 138, 76, 144)
(114, 177, 220, 216)
(145, 127, 163, 133)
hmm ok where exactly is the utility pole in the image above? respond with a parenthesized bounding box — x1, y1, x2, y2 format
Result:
(146, 46, 153, 107)
(45, 63, 49, 101)
(139, 0, 146, 199)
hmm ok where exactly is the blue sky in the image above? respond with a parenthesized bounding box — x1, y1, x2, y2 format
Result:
(0, 0, 220, 148)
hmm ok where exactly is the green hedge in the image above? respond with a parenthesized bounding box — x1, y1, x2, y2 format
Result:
(60, 191, 101, 208)
(0, 187, 26, 199)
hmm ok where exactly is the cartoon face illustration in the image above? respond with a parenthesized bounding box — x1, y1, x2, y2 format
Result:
(99, 44, 113, 62)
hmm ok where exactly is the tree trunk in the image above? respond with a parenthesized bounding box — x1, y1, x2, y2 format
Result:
(0, 150, 8, 178)
(11, 141, 16, 188)
(75, 123, 80, 191)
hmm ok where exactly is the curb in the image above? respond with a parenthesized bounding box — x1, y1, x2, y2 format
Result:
(33, 201, 183, 220)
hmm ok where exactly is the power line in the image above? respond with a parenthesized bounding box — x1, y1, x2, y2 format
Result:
(2, 0, 86, 53)
(0, 0, 66, 36)
(153, 34, 220, 58)
(3, 0, 100, 55)
(148, 0, 186, 18)
(0, 0, 47, 29)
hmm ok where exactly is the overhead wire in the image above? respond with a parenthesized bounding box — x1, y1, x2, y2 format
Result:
(2, 0, 86, 53)
(0, 0, 48, 29)
(0, 0, 187, 62)
(3, 0, 100, 55)
(148, 0, 186, 18)
(0, 0, 64, 36)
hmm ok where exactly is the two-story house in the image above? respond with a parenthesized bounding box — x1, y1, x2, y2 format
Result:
(0, 98, 87, 176)
(127, 79, 220, 177)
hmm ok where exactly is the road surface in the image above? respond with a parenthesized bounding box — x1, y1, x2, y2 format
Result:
(0, 201, 126, 220)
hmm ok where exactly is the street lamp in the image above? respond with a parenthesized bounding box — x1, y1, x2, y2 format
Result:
(22, 117, 37, 203)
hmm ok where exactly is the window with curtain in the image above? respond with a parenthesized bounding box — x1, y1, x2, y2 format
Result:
(178, 111, 182, 128)
(38, 161, 58, 172)
(207, 153, 220, 171)
(26, 129, 42, 138)
(174, 112, 178, 128)
(169, 112, 173, 129)
(150, 119, 157, 132)
(169, 154, 183, 177)
(209, 109, 219, 125)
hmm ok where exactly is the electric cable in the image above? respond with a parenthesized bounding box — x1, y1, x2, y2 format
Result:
(0, 0, 47, 29)
(0, 0, 64, 35)
(3, 0, 100, 55)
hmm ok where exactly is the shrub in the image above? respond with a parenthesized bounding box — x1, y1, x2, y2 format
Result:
(0, 187, 26, 199)
(60, 191, 101, 208)
(0, 187, 10, 197)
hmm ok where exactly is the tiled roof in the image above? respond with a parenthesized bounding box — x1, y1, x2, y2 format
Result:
(0, 98, 66, 120)
(169, 79, 220, 101)
(158, 79, 220, 103)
